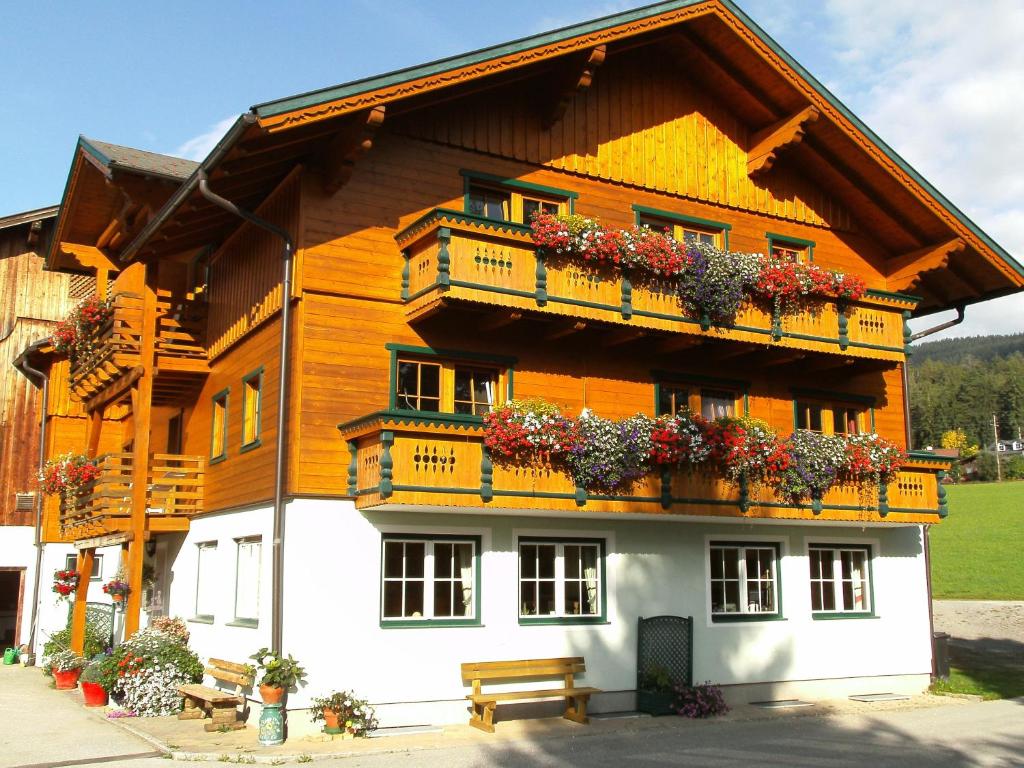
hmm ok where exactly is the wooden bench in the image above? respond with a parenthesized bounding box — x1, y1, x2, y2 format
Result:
(461, 657, 601, 733)
(177, 658, 252, 731)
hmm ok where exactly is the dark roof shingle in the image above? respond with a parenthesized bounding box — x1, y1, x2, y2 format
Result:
(80, 137, 198, 181)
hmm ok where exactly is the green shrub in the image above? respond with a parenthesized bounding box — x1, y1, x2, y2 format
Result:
(43, 625, 106, 670)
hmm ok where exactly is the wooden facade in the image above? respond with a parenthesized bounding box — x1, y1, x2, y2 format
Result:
(27, 0, 1023, 646)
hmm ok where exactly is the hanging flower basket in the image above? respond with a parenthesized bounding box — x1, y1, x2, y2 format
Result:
(50, 294, 114, 366)
(52, 569, 79, 602)
(103, 579, 131, 602)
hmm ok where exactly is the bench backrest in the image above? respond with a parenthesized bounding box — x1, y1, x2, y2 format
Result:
(462, 657, 586, 682)
(206, 658, 254, 695)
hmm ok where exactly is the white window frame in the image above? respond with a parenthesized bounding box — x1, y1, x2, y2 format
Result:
(194, 541, 217, 620)
(517, 539, 605, 623)
(808, 544, 874, 616)
(380, 535, 479, 624)
(232, 537, 261, 624)
(65, 553, 103, 581)
(706, 540, 783, 622)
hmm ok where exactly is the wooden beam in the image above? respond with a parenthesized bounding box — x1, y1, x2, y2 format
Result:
(321, 106, 386, 196)
(69, 548, 94, 655)
(886, 238, 965, 291)
(604, 327, 646, 347)
(655, 335, 704, 354)
(479, 311, 523, 333)
(544, 320, 587, 341)
(542, 45, 606, 129)
(747, 106, 819, 177)
(58, 241, 119, 273)
(75, 532, 132, 550)
(85, 365, 143, 413)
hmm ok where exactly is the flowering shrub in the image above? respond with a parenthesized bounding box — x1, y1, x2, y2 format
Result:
(150, 616, 190, 645)
(49, 649, 87, 672)
(50, 294, 114, 365)
(674, 682, 729, 718)
(649, 413, 712, 467)
(844, 433, 904, 485)
(775, 431, 848, 502)
(530, 213, 867, 325)
(564, 412, 652, 492)
(52, 569, 79, 601)
(107, 627, 202, 717)
(704, 416, 789, 485)
(39, 453, 101, 499)
(483, 399, 580, 463)
(310, 690, 378, 737)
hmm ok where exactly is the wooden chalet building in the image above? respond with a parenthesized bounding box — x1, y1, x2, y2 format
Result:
(18, 0, 1023, 727)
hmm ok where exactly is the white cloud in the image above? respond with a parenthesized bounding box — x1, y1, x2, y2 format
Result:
(821, 0, 1024, 339)
(174, 116, 237, 162)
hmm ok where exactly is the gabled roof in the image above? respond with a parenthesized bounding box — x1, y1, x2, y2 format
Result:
(0, 205, 58, 232)
(124, 0, 1022, 314)
(79, 137, 198, 182)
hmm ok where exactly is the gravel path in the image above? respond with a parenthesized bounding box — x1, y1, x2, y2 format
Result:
(933, 600, 1024, 643)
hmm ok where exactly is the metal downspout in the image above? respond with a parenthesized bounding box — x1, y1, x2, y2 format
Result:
(903, 303, 965, 680)
(17, 356, 48, 662)
(198, 171, 293, 655)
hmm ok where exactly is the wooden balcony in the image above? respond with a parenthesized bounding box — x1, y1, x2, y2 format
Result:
(340, 412, 952, 525)
(69, 291, 208, 407)
(396, 210, 914, 363)
(60, 453, 206, 539)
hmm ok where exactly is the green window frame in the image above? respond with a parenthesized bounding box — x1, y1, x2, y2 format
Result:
(240, 367, 264, 453)
(210, 388, 230, 464)
(632, 204, 731, 249)
(461, 170, 577, 224)
(386, 343, 516, 417)
(808, 543, 876, 619)
(790, 388, 876, 435)
(380, 533, 482, 628)
(709, 541, 784, 623)
(766, 232, 816, 263)
(518, 537, 607, 626)
(653, 372, 751, 417)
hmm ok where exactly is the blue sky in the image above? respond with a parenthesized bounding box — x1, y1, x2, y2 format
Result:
(2, 0, 1021, 338)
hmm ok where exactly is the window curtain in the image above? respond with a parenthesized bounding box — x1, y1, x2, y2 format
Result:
(460, 562, 473, 612)
(584, 565, 598, 614)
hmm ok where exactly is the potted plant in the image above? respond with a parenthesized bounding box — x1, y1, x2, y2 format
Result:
(637, 664, 677, 716)
(80, 655, 111, 706)
(102, 569, 131, 604)
(51, 569, 79, 603)
(310, 690, 378, 737)
(49, 649, 86, 689)
(249, 648, 306, 704)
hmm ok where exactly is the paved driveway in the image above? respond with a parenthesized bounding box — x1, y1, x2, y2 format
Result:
(3, 663, 1022, 768)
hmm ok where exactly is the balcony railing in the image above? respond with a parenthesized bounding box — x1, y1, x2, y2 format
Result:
(69, 292, 207, 404)
(396, 210, 914, 362)
(60, 453, 206, 537)
(339, 412, 952, 524)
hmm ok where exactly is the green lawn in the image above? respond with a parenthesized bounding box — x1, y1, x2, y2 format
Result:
(929, 480, 1024, 600)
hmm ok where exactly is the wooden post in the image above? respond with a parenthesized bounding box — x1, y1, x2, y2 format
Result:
(86, 406, 104, 459)
(69, 548, 94, 655)
(124, 266, 157, 638)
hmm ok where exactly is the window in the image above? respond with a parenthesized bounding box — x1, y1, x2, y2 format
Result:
(233, 537, 261, 624)
(392, 348, 508, 416)
(767, 233, 814, 263)
(65, 553, 102, 581)
(701, 389, 737, 420)
(381, 535, 479, 625)
(809, 545, 872, 616)
(518, 539, 604, 623)
(795, 399, 866, 435)
(709, 542, 781, 620)
(241, 368, 263, 450)
(462, 171, 573, 225)
(194, 542, 217, 620)
(210, 389, 229, 462)
(658, 384, 690, 416)
(637, 214, 722, 247)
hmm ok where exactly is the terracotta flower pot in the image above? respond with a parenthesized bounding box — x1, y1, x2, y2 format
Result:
(111, 594, 124, 603)
(81, 681, 108, 706)
(323, 708, 340, 731)
(260, 684, 285, 704)
(53, 668, 81, 690)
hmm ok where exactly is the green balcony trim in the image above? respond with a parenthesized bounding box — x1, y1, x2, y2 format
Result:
(866, 288, 924, 305)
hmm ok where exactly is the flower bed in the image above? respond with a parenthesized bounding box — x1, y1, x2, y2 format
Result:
(483, 397, 904, 502)
(531, 213, 866, 325)
(101, 626, 202, 716)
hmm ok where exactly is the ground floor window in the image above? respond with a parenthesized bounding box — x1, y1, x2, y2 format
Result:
(809, 544, 873, 616)
(65, 553, 103, 581)
(381, 535, 480, 625)
(518, 539, 605, 623)
(233, 537, 261, 625)
(194, 542, 217, 620)
(709, 542, 781, 621)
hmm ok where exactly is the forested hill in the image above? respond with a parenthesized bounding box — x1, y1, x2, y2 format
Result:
(908, 333, 1024, 450)
(910, 333, 1024, 365)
